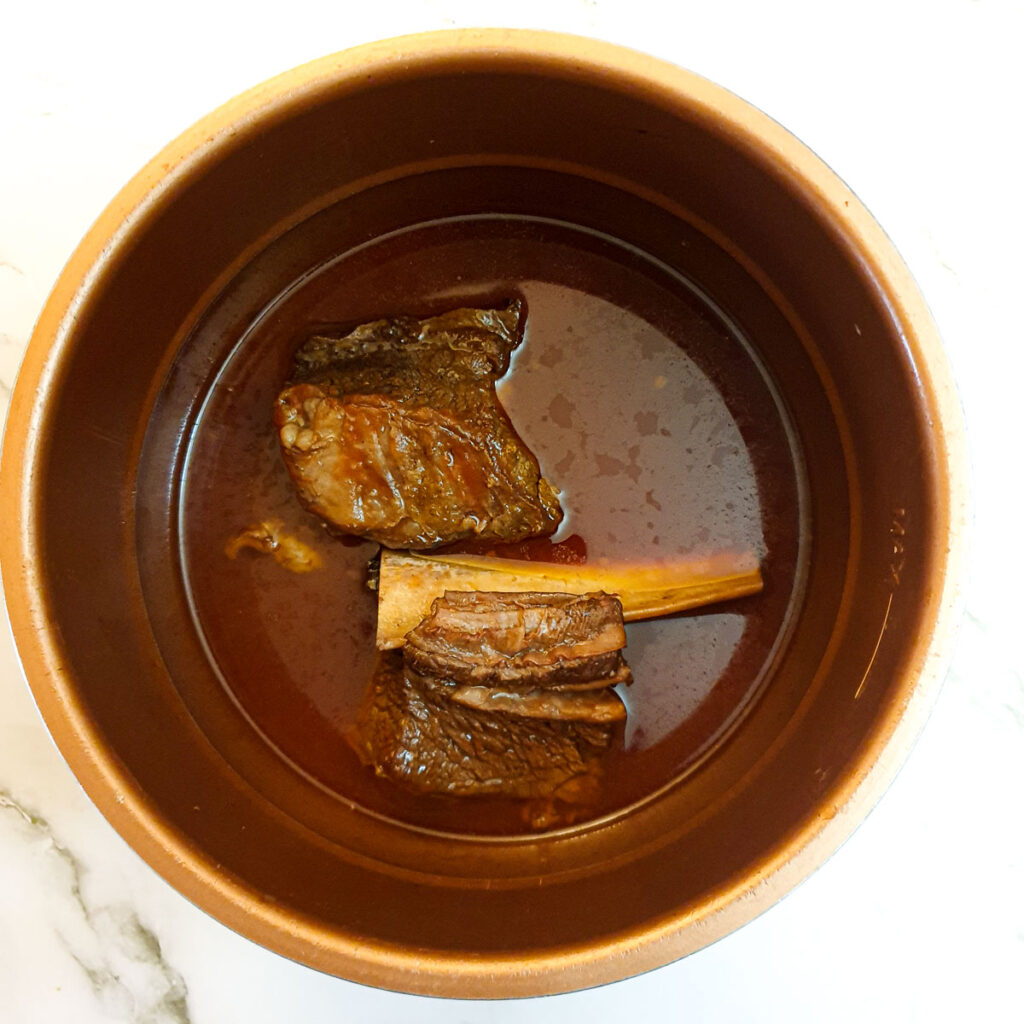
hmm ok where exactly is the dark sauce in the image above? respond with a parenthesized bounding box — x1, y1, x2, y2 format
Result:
(179, 216, 806, 835)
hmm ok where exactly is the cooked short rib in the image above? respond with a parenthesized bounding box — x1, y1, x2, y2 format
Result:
(274, 302, 563, 549)
(448, 684, 627, 723)
(403, 590, 631, 690)
(355, 656, 611, 800)
(354, 591, 630, 809)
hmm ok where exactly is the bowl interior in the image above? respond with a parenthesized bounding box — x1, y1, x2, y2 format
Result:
(140, 179, 807, 838)
(9, 36, 953, 995)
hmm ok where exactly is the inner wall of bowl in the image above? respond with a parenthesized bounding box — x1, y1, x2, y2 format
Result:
(33, 56, 941, 960)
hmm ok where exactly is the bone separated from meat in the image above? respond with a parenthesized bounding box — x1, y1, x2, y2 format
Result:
(375, 549, 764, 649)
(274, 302, 563, 549)
(354, 591, 630, 806)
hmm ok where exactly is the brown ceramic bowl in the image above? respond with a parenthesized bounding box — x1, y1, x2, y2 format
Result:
(0, 31, 966, 996)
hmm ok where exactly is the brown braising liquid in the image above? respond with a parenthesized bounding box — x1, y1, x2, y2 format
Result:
(181, 216, 805, 835)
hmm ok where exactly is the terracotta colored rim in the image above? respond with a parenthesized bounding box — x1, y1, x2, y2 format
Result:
(0, 30, 969, 995)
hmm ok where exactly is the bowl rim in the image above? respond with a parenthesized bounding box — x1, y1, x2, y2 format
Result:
(0, 28, 969, 996)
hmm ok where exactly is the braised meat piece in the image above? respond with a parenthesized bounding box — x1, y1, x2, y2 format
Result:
(403, 590, 632, 689)
(355, 656, 611, 800)
(274, 302, 563, 549)
(448, 684, 627, 723)
(354, 591, 630, 809)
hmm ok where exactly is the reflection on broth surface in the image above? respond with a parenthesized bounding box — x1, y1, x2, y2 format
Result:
(497, 281, 765, 566)
(179, 215, 805, 835)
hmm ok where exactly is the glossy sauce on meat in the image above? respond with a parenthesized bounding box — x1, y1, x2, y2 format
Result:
(274, 303, 563, 548)
(355, 592, 629, 823)
(179, 216, 806, 836)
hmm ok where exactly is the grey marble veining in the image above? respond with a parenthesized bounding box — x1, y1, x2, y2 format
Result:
(0, 792, 191, 1023)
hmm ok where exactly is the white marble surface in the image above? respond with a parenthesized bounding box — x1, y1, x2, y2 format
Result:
(2, 2, 1022, 1020)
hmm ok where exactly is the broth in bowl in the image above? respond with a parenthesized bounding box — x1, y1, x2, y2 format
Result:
(169, 212, 806, 835)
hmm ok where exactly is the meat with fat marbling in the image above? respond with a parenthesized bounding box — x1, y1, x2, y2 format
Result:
(353, 591, 630, 811)
(274, 302, 563, 549)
